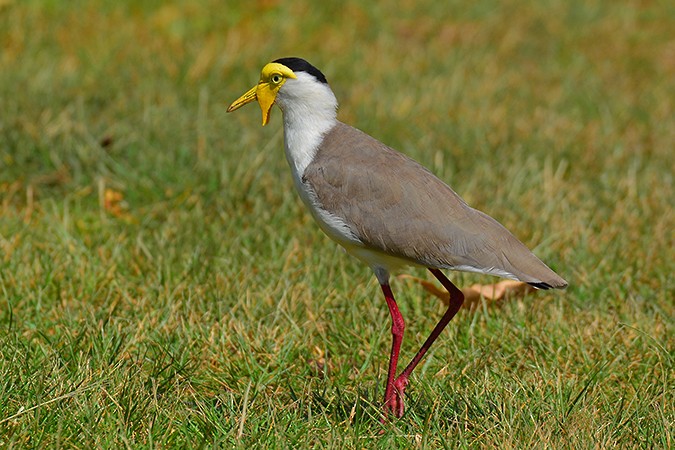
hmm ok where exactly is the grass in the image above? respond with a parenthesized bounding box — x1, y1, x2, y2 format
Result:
(0, 0, 673, 447)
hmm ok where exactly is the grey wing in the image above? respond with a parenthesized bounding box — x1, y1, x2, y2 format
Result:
(303, 123, 567, 288)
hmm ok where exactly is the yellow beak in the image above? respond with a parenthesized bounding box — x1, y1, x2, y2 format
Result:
(227, 62, 298, 126)
(227, 82, 277, 126)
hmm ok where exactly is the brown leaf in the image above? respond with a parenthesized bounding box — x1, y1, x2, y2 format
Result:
(397, 274, 536, 310)
(103, 188, 127, 218)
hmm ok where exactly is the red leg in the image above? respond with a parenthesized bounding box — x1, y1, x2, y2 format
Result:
(388, 269, 464, 418)
(380, 283, 405, 418)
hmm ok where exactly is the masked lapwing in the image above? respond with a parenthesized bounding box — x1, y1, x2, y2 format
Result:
(227, 57, 567, 419)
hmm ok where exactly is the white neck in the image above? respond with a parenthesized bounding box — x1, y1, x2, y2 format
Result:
(275, 72, 338, 177)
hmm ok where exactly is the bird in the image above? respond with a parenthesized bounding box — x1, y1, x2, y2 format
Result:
(227, 57, 567, 419)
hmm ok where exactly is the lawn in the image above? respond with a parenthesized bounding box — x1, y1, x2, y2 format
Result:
(0, 0, 673, 448)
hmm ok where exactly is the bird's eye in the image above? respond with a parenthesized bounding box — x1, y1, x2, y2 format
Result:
(271, 74, 282, 84)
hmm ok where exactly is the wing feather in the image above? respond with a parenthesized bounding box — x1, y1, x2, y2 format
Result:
(302, 122, 567, 288)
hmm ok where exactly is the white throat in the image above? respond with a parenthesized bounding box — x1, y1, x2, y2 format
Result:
(275, 72, 338, 178)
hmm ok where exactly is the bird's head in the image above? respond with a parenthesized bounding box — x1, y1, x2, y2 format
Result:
(227, 57, 330, 126)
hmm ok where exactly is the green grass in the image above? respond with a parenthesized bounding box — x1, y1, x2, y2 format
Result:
(1, 0, 673, 447)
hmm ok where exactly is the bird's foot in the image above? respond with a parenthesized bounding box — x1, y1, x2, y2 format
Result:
(382, 376, 409, 419)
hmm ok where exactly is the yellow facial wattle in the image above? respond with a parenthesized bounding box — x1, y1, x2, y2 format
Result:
(227, 62, 297, 126)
